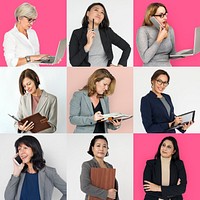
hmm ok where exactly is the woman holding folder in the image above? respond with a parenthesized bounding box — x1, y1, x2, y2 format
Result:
(16, 68, 57, 133)
(4, 135, 66, 200)
(69, 68, 121, 133)
(69, 2, 131, 67)
(143, 136, 187, 199)
(140, 69, 193, 133)
(80, 135, 119, 200)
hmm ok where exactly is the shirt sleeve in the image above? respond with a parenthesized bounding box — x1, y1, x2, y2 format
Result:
(136, 26, 161, 64)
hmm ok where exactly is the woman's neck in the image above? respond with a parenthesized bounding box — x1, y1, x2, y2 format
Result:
(94, 157, 107, 168)
(27, 163, 37, 174)
(152, 89, 162, 98)
(32, 88, 42, 97)
(88, 22, 98, 30)
(16, 23, 28, 37)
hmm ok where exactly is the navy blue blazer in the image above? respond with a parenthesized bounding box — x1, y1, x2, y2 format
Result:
(69, 27, 131, 66)
(140, 91, 184, 133)
(143, 159, 187, 200)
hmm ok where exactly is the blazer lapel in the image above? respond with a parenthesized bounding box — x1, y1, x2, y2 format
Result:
(35, 90, 48, 114)
(83, 91, 94, 115)
(38, 168, 45, 200)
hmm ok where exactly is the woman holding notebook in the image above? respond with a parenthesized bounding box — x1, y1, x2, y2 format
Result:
(69, 68, 121, 133)
(69, 2, 131, 67)
(16, 68, 57, 133)
(80, 135, 119, 200)
(140, 69, 192, 133)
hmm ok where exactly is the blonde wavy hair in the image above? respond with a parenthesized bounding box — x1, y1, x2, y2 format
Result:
(82, 68, 116, 97)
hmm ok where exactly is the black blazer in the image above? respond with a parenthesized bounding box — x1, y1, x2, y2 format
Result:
(69, 27, 131, 66)
(140, 91, 185, 133)
(143, 159, 187, 200)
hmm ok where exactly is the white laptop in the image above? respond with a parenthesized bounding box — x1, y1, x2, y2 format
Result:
(34, 38, 66, 64)
(170, 27, 200, 57)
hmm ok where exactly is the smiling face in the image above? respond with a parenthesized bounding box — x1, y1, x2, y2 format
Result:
(18, 143, 34, 164)
(22, 77, 37, 95)
(154, 6, 168, 27)
(92, 139, 108, 160)
(160, 139, 176, 158)
(152, 74, 169, 96)
(87, 5, 105, 26)
(95, 77, 111, 95)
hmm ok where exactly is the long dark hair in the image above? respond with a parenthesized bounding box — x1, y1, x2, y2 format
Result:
(154, 136, 180, 161)
(15, 135, 45, 172)
(82, 3, 110, 29)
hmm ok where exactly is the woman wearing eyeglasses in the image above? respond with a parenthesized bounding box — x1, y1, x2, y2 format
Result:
(140, 69, 192, 133)
(136, 3, 176, 66)
(3, 3, 48, 67)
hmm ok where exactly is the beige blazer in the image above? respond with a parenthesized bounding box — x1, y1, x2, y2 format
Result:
(17, 90, 57, 133)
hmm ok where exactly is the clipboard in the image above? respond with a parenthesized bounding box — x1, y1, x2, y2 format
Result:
(89, 168, 116, 200)
(8, 113, 51, 133)
(169, 110, 195, 130)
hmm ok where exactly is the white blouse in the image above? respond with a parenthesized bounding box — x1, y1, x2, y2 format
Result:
(3, 25, 40, 67)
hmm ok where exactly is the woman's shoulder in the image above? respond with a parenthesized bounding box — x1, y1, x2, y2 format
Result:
(42, 90, 57, 100)
(72, 27, 87, 35)
(146, 159, 157, 165)
(137, 26, 154, 33)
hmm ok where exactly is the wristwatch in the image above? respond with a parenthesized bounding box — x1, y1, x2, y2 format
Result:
(25, 56, 31, 63)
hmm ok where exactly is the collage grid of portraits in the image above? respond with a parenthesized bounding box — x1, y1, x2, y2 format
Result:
(0, 0, 200, 199)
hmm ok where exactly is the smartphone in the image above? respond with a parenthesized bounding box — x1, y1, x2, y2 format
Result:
(14, 155, 23, 165)
(150, 16, 164, 30)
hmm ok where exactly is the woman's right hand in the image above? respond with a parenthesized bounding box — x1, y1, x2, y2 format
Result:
(18, 120, 34, 132)
(13, 155, 24, 177)
(30, 54, 49, 62)
(107, 189, 117, 199)
(156, 27, 168, 43)
(173, 116, 183, 126)
(84, 30, 96, 52)
(94, 111, 104, 122)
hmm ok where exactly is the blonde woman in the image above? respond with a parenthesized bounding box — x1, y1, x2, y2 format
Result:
(69, 68, 121, 133)
(3, 3, 48, 67)
(136, 3, 176, 66)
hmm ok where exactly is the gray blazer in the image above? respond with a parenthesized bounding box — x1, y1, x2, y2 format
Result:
(69, 90, 116, 133)
(4, 166, 66, 200)
(80, 158, 119, 200)
(17, 90, 57, 133)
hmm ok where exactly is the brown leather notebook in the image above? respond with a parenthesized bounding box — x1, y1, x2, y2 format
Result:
(20, 113, 51, 133)
(89, 168, 116, 200)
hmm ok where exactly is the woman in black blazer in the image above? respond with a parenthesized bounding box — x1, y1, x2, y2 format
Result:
(69, 2, 131, 67)
(143, 136, 187, 200)
(140, 69, 192, 133)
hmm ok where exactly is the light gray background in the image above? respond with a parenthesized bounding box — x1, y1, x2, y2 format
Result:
(67, 134, 133, 199)
(67, 0, 133, 66)
(134, 67, 200, 133)
(0, 67, 67, 133)
(0, 134, 67, 199)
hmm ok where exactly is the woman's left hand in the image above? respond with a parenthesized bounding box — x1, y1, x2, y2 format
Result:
(182, 121, 193, 131)
(143, 180, 161, 192)
(110, 119, 121, 128)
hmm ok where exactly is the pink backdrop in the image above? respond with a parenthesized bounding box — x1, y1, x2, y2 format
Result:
(134, 0, 200, 66)
(0, 0, 66, 67)
(67, 67, 133, 133)
(134, 134, 200, 199)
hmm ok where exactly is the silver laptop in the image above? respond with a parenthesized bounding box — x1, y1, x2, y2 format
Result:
(34, 38, 66, 64)
(170, 27, 200, 57)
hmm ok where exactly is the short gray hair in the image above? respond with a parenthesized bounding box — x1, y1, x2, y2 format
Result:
(15, 3, 38, 21)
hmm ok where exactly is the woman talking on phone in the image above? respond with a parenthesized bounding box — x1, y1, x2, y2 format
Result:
(4, 135, 66, 200)
(136, 2, 176, 66)
(69, 2, 131, 67)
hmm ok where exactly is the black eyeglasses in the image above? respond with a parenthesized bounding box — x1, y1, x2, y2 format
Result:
(23, 16, 36, 23)
(156, 79, 169, 87)
(154, 12, 168, 18)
